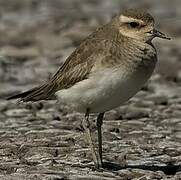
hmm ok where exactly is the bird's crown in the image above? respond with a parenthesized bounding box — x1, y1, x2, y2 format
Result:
(121, 9, 154, 24)
(111, 8, 170, 42)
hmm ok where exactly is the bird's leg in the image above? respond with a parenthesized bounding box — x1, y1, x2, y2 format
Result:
(82, 109, 99, 167)
(96, 112, 104, 168)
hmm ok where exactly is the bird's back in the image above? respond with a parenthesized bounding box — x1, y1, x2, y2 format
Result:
(7, 17, 157, 103)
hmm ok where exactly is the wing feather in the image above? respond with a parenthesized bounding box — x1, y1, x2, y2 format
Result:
(8, 37, 120, 101)
(50, 38, 118, 89)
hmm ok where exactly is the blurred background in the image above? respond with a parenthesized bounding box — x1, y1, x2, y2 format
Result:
(0, 0, 180, 96)
(0, 0, 180, 179)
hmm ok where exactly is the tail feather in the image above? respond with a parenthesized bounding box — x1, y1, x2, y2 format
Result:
(7, 82, 57, 102)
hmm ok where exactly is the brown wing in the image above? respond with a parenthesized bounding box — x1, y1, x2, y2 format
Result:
(7, 38, 118, 102)
(50, 37, 118, 88)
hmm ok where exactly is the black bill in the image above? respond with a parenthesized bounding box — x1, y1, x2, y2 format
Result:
(153, 29, 171, 40)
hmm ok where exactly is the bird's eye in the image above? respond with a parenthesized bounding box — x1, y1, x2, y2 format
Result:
(128, 22, 140, 28)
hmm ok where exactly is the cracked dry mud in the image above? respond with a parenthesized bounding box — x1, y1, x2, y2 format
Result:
(0, 0, 181, 179)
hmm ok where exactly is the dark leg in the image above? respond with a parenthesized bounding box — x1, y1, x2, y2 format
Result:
(96, 112, 105, 168)
(82, 109, 98, 167)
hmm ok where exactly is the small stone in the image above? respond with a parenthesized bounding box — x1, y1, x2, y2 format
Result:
(0, 100, 8, 112)
(123, 108, 149, 120)
(146, 95, 168, 105)
(110, 128, 120, 133)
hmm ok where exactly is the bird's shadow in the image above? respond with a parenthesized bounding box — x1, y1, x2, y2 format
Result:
(101, 162, 181, 175)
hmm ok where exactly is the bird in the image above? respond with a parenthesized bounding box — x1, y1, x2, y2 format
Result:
(7, 9, 170, 169)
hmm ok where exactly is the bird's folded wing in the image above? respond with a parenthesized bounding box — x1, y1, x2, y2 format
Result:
(50, 38, 120, 90)
(7, 38, 120, 101)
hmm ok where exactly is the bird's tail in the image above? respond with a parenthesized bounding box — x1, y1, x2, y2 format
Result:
(7, 82, 57, 102)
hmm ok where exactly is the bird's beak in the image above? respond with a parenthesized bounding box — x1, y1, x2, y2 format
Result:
(153, 29, 171, 40)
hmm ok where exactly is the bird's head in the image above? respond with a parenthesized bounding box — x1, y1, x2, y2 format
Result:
(113, 9, 170, 43)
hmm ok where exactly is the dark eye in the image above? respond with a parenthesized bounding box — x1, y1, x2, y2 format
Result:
(128, 22, 140, 28)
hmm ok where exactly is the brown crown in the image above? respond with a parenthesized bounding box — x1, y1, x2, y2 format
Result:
(121, 9, 154, 24)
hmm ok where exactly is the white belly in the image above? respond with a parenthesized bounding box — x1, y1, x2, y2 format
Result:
(56, 67, 153, 113)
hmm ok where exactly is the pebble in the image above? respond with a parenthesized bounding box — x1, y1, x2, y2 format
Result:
(123, 107, 149, 120)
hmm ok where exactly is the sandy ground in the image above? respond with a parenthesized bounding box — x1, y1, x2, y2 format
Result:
(0, 0, 181, 179)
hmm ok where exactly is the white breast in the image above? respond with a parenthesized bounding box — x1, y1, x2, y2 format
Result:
(56, 65, 154, 113)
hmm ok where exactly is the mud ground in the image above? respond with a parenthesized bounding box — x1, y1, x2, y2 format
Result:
(0, 0, 181, 179)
